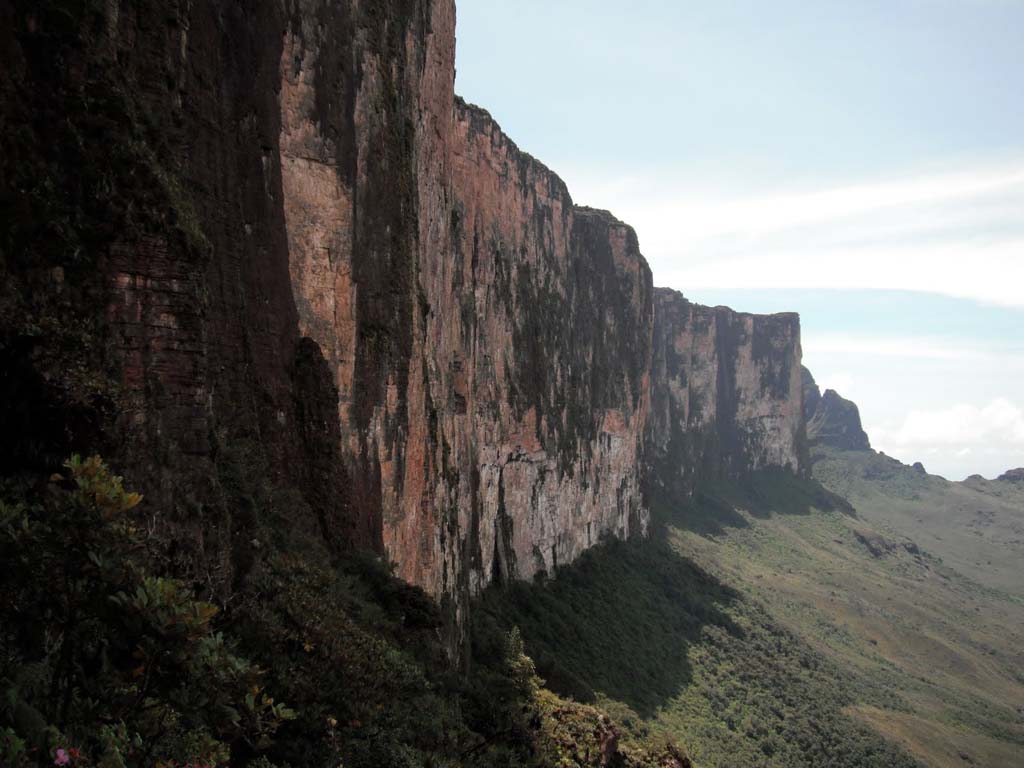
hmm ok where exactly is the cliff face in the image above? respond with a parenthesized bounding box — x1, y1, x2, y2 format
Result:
(1, 0, 331, 591)
(279, 0, 459, 561)
(1, 0, 806, 625)
(2, 0, 462, 590)
(802, 366, 823, 424)
(648, 289, 807, 495)
(803, 369, 872, 451)
(281, 3, 653, 601)
(415, 100, 653, 596)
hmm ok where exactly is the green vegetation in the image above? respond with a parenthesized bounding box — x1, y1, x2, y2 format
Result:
(668, 458, 1024, 767)
(2, 447, 1019, 767)
(0, 458, 691, 767)
(476, 486, 921, 768)
(3, 443, 1018, 767)
(0, 456, 294, 767)
(470, 450, 1023, 768)
(12, 447, 1012, 767)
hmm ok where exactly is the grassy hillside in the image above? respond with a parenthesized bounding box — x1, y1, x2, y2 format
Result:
(676, 458, 1024, 767)
(811, 447, 1024, 595)
(476, 479, 922, 768)
(479, 458, 1024, 768)
(4, 453, 1020, 767)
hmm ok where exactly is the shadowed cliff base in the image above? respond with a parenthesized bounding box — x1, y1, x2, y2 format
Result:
(660, 468, 856, 538)
(670, 444, 1024, 767)
(474, 532, 741, 718)
(474, 478, 921, 767)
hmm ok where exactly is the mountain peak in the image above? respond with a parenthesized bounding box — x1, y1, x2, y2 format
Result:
(802, 370, 871, 451)
(997, 468, 1024, 483)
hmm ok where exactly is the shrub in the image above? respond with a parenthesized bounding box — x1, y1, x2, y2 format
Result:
(0, 456, 292, 767)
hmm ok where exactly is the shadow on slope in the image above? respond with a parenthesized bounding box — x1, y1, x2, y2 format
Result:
(474, 478, 922, 768)
(662, 468, 856, 538)
(473, 473, 929, 765)
(473, 471, 854, 718)
(473, 533, 742, 718)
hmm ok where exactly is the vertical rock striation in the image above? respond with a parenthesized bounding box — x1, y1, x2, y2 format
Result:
(421, 101, 653, 597)
(278, 3, 655, 605)
(1, 0, 808, 630)
(0, 0, 334, 591)
(647, 289, 807, 496)
(279, 0, 458, 553)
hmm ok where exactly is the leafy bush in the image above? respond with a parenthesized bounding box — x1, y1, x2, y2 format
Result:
(0, 456, 292, 767)
(2, 456, 666, 767)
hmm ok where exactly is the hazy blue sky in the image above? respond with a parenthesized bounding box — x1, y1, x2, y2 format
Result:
(455, 0, 1024, 480)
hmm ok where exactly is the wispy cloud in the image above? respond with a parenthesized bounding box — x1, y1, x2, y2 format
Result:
(803, 331, 1024, 478)
(638, 165, 1024, 242)
(871, 399, 1024, 449)
(656, 239, 1024, 307)
(565, 160, 1024, 478)
(566, 159, 1024, 307)
(803, 334, 1024, 364)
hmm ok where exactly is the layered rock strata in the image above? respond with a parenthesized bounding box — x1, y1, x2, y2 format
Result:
(647, 289, 807, 495)
(1, 0, 808, 626)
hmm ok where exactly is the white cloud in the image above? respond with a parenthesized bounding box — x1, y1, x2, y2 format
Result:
(564, 159, 1024, 307)
(802, 332, 1024, 479)
(637, 165, 1024, 243)
(869, 399, 1024, 478)
(816, 371, 855, 398)
(803, 334, 1024, 365)
(564, 160, 1024, 478)
(871, 399, 1024, 448)
(655, 238, 1024, 308)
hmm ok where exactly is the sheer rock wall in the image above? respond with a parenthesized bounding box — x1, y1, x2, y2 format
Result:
(648, 289, 807, 496)
(1, 0, 807, 628)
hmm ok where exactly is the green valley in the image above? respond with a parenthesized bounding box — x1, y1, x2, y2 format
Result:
(479, 452, 1024, 767)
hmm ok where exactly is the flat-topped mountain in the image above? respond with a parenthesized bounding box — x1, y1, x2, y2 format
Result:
(3, 2, 1017, 767)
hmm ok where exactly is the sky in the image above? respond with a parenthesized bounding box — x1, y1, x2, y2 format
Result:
(454, 0, 1024, 480)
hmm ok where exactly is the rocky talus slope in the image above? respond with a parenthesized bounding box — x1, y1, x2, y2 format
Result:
(0, 0, 806, 630)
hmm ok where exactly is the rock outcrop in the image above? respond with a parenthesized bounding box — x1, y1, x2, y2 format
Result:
(854, 530, 924, 561)
(802, 366, 822, 423)
(803, 371, 872, 451)
(0, 0, 808, 636)
(647, 290, 807, 495)
(997, 468, 1024, 484)
(424, 101, 653, 596)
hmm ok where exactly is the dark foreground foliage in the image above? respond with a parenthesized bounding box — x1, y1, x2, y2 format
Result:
(0, 458, 689, 767)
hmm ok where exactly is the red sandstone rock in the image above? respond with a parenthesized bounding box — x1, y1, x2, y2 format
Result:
(1, 0, 807, 626)
(648, 289, 807, 495)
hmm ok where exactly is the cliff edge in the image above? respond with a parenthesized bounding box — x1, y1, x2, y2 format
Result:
(0, 0, 808, 633)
